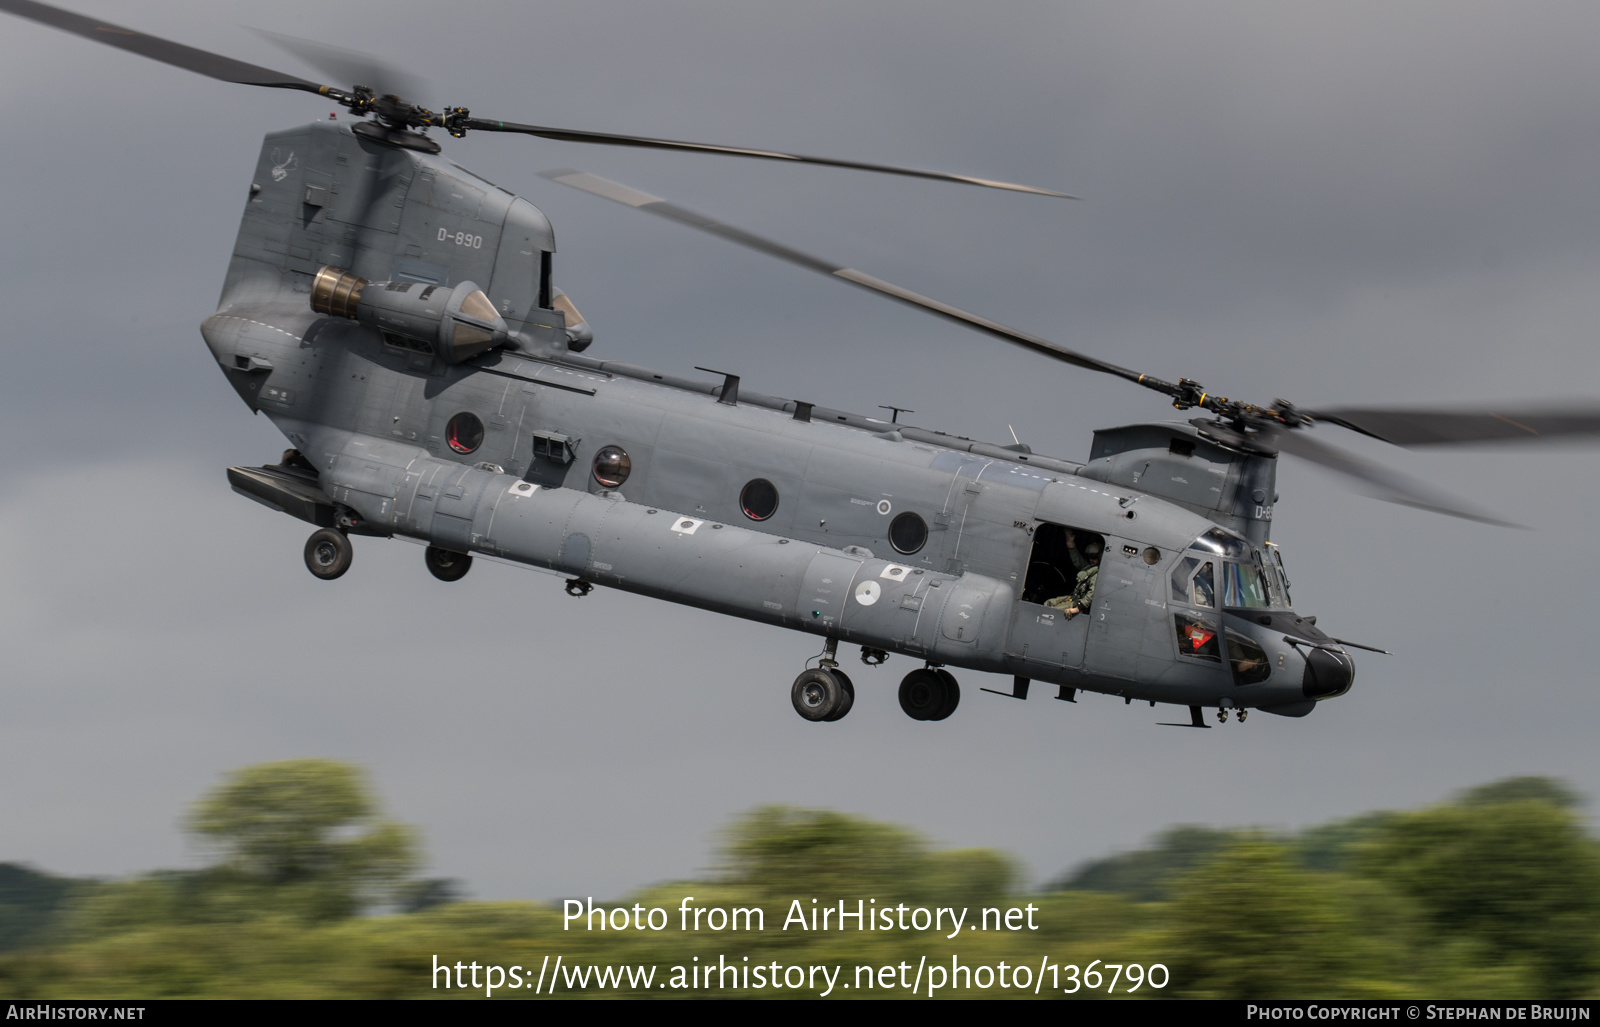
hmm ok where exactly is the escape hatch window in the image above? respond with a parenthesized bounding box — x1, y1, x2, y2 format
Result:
(1020, 522, 1104, 605)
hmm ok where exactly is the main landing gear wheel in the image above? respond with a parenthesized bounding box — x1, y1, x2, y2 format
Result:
(304, 528, 352, 580)
(425, 546, 473, 582)
(824, 670, 855, 722)
(792, 668, 851, 722)
(898, 667, 960, 721)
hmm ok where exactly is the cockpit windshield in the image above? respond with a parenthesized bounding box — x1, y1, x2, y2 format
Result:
(1186, 532, 1293, 610)
(1223, 560, 1272, 608)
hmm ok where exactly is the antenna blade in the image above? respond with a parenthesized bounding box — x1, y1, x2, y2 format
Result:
(484, 123, 1080, 198)
(1269, 428, 1522, 528)
(0, 0, 327, 93)
(538, 169, 1158, 387)
(1307, 404, 1600, 447)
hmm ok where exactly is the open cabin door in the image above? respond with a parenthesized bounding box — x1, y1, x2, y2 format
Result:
(1006, 522, 1096, 673)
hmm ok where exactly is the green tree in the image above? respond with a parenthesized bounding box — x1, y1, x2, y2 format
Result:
(1354, 797, 1600, 994)
(718, 806, 929, 900)
(187, 759, 419, 919)
(1163, 837, 1413, 998)
(1051, 825, 1238, 901)
(1454, 776, 1582, 810)
(717, 806, 1016, 907)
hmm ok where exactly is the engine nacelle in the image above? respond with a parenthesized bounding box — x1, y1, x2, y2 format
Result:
(311, 265, 509, 363)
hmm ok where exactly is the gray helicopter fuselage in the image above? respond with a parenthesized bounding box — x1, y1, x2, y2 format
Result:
(203, 120, 1346, 717)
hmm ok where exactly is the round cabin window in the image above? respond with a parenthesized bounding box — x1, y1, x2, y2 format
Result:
(446, 412, 484, 454)
(740, 478, 779, 521)
(592, 445, 632, 488)
(889, 511, 929, 555)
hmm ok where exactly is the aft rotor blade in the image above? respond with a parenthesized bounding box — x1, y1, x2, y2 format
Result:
(1267, 427, 1521, 528)
(494, 125, 1078, 198)
(1307, 404, 1600, 447)
(250, 28, 427, 103)
(0, 0, 327, 93)
(539, 169, 1165, 390)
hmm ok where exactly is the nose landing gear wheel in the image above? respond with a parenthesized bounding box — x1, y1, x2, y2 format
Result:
(304, 528, 352, 580)
(898, 667, 960, 721)
(791, 668, 849, 722)
(425, 546, 473, 582)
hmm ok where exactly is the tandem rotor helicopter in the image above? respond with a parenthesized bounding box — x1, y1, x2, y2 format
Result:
(9, 0, 1599, 730)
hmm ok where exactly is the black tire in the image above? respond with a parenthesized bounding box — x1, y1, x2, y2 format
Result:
(425, 546, 473, 582)
(824, 670, 856, 722)
(929, 669, 961, 721)
(791, 669, 844, 722)
(304, 528, 352, 580)
(898, 668, 948, 721)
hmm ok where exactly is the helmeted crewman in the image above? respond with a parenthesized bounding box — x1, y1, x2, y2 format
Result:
(1045, 537, 1101, 618)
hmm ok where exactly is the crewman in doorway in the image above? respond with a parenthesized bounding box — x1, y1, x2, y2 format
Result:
(1045, 537, 1102, 618)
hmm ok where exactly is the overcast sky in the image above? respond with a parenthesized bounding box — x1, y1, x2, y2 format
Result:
(2, 0, 1598, 902)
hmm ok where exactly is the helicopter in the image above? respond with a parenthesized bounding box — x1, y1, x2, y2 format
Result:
(8, 0, 1600, 732)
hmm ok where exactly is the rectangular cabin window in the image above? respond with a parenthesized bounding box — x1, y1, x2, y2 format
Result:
(539, 251, 553, 309)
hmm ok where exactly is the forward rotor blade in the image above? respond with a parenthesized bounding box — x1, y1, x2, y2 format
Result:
(538, 170, 1155, 388)
(501, 126, 1078, 198)
(1267, 427, 1521, 528)
(1307, 404, 1600, 447)
(0, 0, 327, 93)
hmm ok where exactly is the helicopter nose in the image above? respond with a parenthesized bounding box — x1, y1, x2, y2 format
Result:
(1302, 647, 1355, 699)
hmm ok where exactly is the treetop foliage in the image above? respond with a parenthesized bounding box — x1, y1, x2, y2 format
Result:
(1, 768, 1595, 999)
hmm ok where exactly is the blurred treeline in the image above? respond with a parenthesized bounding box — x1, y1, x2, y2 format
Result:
(1, 762, 1596, 999)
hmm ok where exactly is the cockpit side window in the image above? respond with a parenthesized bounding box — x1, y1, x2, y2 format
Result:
(1169, 556, 1215, 608)
(1227, 630, 1272, 684)
(1174, 612, 1221, 661)
(1267, 545, 1293, 607)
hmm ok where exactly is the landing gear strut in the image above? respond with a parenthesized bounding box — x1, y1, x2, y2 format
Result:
(304, 528, 352, 580)
(425, 546, 472, 582)
(898, 666, 960, 721)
